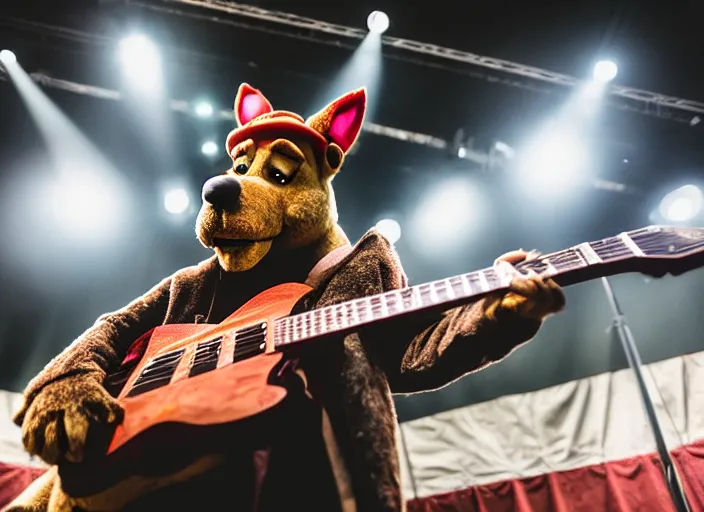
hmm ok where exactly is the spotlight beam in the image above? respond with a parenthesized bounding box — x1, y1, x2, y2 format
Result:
(7, 14, 702, 122)
(1, 56, 131, 239)
(2, 68, 639, 196)
(313, 31, 383, 119)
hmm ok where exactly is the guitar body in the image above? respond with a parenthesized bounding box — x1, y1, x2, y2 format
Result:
(58, 282, 312, 510)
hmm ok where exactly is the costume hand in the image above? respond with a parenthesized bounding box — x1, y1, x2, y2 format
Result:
(483, 249, 565, 321)
(20, 375, 123, 465)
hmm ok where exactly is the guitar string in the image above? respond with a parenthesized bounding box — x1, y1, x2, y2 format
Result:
(276, 233, 704, 344)
(136, 231, 704, 376)
(131, 231, 704, 388)
(278, 247, 588, 340)
(279, 238, 703, 347)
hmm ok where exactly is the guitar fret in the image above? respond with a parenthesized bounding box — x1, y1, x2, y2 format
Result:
(351, 301, 360, 326)
(319, 309, 327, 335)
(323, 308, 331, 334)
(442, 279, 455, 300)
(447, 277, 461, 298)
(363, 298, 372, 322)
(493, 263, 514, 287)
(313, 310, 322, 336)
(618, 232, 644, 257)
(544, 258, 558, 277)
(577, 242, 602, 265)
(367, 296, 377, 319)
(477, 271, 489, 292)
(300, 315, 307, 340)
(460, 273, 472, 295)
(379, 295, 389, 317)
(412, 286, 423, 309)
(369, 296, 378, 319)
(429, 283, 440, 303)
(384, 293, 397, 315)
(301, 313, 308, 339)
(340, 303, 349, 328)
(329, 305, 338, 330)
(397, 290, 408, 311)
(447, 276, 461, 298)
(283, 321, 291, 345)
(319, 306, 326, 332)
(418, 284, 432, 304)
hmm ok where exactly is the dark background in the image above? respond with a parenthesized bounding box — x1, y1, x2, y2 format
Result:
(0, 0, 702, 421)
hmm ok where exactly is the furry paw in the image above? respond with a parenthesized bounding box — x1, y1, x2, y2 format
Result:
(483, 249, 566, 321)
(20, 375, 123, 466)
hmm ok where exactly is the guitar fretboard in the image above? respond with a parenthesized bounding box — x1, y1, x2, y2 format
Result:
(272, 226, 703, 347)
(121, 225, 703, 398)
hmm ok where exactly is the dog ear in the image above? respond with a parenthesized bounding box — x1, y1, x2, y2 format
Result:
(234, 83, 274, 127)
(307, 88, 366, 154)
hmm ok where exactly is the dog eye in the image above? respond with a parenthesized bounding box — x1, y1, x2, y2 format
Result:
(268, 167, 291, 185)
(234, 163, 248, 175)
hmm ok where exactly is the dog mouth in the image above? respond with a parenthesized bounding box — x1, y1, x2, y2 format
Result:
(213, 236, 276, 248)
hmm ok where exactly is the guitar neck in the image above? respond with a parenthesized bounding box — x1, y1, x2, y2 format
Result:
(273, 225, 704, 348)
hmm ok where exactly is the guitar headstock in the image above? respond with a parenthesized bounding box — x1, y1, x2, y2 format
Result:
(628, 225, 704, 276)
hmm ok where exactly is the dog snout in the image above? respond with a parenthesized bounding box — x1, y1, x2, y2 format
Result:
(202, 175, 242, 211)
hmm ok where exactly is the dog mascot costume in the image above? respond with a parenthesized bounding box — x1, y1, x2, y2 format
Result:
(7, 84, 565, 511)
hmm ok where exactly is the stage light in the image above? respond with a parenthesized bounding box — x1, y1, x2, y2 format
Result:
(367, 11, 389, 34)
(494, 141, 515, 159)
(518, 129, 588, 195)
(201, 140, 218, 156)
(47, 171, 125, 239)
(593, 60, 618, 83)
(659, 185, 703, 222)
(375, 218, 401, 244)
(118, 35, 161, 93)
(0, 49, 16, 65)
(410, 177, 485, 256)
(164, 187, 190, 215)
(195, 101, 213, 118)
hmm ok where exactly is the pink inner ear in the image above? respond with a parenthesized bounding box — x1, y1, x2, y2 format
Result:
(329, 104, 361, 152)
(239, 93, 271, 125)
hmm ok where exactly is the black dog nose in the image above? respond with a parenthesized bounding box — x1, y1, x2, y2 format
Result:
(202, 175, 242, 211)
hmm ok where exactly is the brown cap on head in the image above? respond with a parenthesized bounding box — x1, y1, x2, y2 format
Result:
(225, 83, 367, 160)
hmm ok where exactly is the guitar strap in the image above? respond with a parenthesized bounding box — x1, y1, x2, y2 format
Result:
(304, 243, 353, 289)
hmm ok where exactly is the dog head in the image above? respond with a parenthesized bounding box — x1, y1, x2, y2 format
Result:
(196, 83, 366, 272)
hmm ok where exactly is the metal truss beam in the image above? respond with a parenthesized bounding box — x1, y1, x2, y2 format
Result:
(0, 70, 638, 195)
(160, 0, 704, 119)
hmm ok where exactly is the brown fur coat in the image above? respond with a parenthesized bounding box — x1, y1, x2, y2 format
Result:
(12, 230, 540, 511)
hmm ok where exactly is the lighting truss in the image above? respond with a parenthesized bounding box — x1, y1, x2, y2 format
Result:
(0, 69, 639, 195)
(2, 70, 448, 149)
(156, 0, 704, 120)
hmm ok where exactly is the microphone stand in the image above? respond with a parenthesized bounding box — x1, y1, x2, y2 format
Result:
(600, 277, 690, 512)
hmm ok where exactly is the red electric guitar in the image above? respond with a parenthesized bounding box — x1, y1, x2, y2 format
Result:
(57, 225, 704, 508)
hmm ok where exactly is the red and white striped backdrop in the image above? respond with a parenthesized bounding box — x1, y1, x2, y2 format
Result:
(2, 350, 704, 510)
